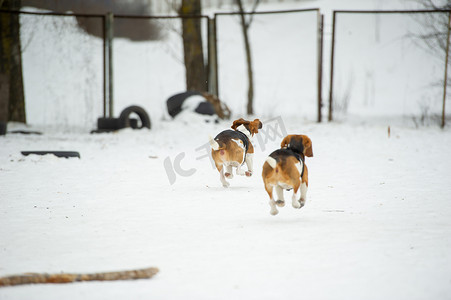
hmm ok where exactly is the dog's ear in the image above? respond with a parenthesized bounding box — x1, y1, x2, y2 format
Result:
(248, 119, 262, 136)
(302, 135, 313, 157)
(256, 119, 263, 129)
(231, 118, 249, 130)
(280, 135, 291, 149)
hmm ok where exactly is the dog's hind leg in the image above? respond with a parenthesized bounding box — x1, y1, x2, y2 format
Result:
(216, 163, 229, 188)
(275, 185, 285, 207)
(265, 183, 278, 215)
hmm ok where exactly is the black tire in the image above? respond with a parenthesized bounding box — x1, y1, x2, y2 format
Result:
(97, 117, 121, 130)
(194, 102, 215, 116)
(119, 106, 151, 129)
(21, 151, 80, 158)
(166, 91, 202, 118)
(0, 121, 6, 135)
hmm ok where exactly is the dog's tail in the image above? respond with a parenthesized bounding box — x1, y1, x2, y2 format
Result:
(265, 156, 277, 169)
(209, 136, 224, 151)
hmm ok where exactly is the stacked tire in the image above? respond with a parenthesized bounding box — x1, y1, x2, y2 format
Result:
(95, 105, 151, 132)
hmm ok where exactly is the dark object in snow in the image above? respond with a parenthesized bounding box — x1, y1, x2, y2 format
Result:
(118, 105, 151, 129)
(8, 130, 43, 135)
(92, 105, 151, 133)
(194, 101, 215, 116)
(0, 121, 6, 135)
(166, 91, 203, 118)
(21, 151, 80, 158)
(97, 117, 121, 131)
(166, 91, 230, 120)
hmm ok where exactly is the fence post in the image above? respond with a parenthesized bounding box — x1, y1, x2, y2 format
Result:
(442, 11, 451, 128)
(328, 11, 336, 122)
(208, 17, 218, 96)
(102, 15, 106, 118)
(317, 13, 324, 123)
(104, 12, 114, 118)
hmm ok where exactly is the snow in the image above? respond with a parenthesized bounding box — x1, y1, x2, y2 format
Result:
(1, 117, 451, 299)
(2, 0, 451, 299)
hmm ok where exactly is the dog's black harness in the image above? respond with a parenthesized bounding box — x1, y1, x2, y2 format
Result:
(214, 130, 250, 165)
(270, 148, 305, 177)
(215, 129, 249, 153)
(234, 130, 249, 153)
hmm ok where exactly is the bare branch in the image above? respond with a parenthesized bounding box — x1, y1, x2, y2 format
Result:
(0, 267, 159, 287)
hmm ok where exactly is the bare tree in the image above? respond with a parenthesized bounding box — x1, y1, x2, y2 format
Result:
(412, 0, 451, 59)
(0, 0, 26, 123)
(179, 0, 207, 92)
(411, 0, 451, 126)
(235, 0, 259, 115)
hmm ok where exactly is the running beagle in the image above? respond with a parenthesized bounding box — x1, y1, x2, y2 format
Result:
(262, 135, 313, 215)
(209, 118, 263, 187)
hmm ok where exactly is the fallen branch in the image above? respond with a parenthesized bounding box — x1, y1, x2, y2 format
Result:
(0, 267, 159, 287)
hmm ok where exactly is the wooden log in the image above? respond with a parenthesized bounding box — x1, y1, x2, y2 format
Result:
(0, 267, 159, 287)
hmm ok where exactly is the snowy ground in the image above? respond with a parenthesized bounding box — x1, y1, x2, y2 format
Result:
(1, 116, 451, 300)
(2, 0, 451, 298)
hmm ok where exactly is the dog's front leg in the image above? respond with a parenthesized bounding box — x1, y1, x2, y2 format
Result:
(292, 185, 301, 209)
(236, 163, 245, 176)
(244, 153, 253, 177)
(299, 182, 308, 208)
(224, 165, 233, 179)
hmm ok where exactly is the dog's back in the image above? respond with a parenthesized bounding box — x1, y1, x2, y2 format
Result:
(263, 149, 304, 189)
(210, 130, 248, 164)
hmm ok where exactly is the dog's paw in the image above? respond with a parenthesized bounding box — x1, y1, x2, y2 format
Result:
(245, 171, 252, 177)
(222, 181, 230, 188)
(299, 198, 305, 208)
(236, 170, 245, 176)
(225, 172, 233, 179)
(276, 200, 285, 207)
(292, 201, 301, 209)
(270, 209, 279, 216)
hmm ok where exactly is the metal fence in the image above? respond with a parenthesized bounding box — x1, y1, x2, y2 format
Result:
(328, 10, 451, 127)
(214, 9, 323, 122)
(109, 15, 210, 125)
(2, 8, 450, 129)
(1, 9, 213, 130)
(1, 10, 105, 130)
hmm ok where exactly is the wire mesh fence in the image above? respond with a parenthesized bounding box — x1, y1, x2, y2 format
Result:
(2, 8, 450, 130)
(111, 16, 209, 125)
(215, 9, 321, 121)
(15, 11, 104, 131)
(328, 10, 450, 126)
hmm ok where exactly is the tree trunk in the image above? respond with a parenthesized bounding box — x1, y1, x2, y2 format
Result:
(179, 0, 207, 92)
(0, 0, 26, 123)
(236, 0, 254, 115)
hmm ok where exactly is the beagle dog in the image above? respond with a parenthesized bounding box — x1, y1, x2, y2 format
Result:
(262, 135, 313, 215)
(209, 118, 263, 187)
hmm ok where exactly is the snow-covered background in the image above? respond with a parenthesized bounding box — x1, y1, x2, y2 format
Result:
(1, 0, 451, 299)
(17, 0, 449, 129)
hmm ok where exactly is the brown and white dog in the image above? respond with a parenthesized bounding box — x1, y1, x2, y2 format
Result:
(209, 118, 263, 187)
(262, 135, 313, 215)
